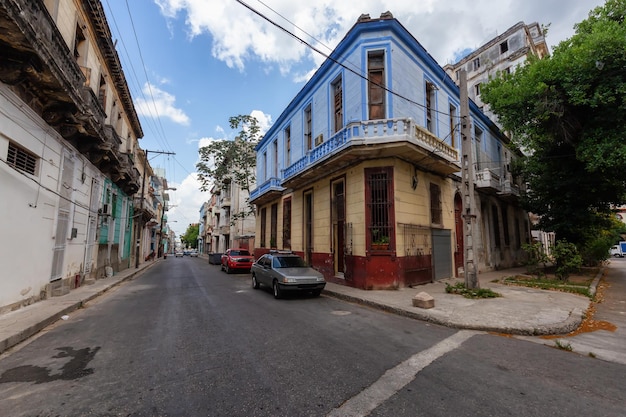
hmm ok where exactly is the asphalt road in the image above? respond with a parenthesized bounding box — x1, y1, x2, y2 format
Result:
(0, 257, 624, 416)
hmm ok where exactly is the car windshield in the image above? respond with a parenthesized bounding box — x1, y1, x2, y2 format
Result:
(231, 250, 250, 256)
(273, 256, 307, 268)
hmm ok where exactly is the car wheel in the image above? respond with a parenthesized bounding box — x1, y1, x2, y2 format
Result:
(312, 289, 322, 297)
(252, 274, 259, 289)
(273, 280, 282, 299)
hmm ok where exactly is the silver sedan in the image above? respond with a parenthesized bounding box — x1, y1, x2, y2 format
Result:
(251, 251, 326, 299)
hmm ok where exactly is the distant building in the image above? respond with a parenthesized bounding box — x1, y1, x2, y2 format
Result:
(444, 21, 549, 123)
(249, 12, 530, 290)
(208, 178, 256, 252)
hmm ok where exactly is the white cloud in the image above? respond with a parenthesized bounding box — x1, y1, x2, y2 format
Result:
(166, 173, 207, 236)
(250, 110, 272, 135)
(135, 82, 190, 125)
(153, 0, 604, 72)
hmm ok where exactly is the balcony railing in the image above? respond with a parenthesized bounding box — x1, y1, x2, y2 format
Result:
(499, 178, 521, 199)
(251, 118, 461, 203)
(475, 168, 501, 193)
(283, 118, 459, 182)
(249, 177, 283, 202)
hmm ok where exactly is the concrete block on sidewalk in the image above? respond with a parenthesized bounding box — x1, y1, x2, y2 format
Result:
(412, 291, 435, 309)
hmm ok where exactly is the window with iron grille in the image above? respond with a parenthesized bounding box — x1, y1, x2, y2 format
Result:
(283, 198, 291, 249)
(366, 167, 394, 249)
(7, 142, 38, 175)
(430, 183, 442, 225)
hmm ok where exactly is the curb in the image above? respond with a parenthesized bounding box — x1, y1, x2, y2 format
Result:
(0, 262, 157, 355)
(322, 288, 585, 337)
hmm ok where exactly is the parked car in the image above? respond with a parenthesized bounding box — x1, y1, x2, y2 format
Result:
(175, 251, 184, 258)
(221, 249, 254, 274)
(251, 251, 325, 299)
(610, 245, 624, 258)
(189, 250, 199, 257)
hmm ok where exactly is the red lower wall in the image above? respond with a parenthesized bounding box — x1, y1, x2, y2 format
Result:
(330, 253, 433, 290)
(253, 248, 433, 290)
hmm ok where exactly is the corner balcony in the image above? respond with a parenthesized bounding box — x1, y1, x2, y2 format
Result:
(475, 168, 501, 194)
(281, 118, 461, 190)
(249, 177, 285, 205)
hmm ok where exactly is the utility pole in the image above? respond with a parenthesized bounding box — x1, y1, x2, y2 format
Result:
(460, 70, 479, 289)
(135, 149, 176, 268)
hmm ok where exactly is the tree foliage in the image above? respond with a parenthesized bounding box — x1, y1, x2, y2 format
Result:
(482, 0, 626, 249)
(196, 115, 260, 221)
(180, 223, 199, 249)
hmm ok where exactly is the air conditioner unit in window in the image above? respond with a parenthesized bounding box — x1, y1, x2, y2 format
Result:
(314, 134, 324, 146)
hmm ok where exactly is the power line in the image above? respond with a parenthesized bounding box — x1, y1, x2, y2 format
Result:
(236, 0, 463, 162)
(237, 0, 460, 120)
(103, 0, 174, 154)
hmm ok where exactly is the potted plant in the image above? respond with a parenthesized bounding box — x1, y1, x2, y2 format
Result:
(372, 234, 390, 250)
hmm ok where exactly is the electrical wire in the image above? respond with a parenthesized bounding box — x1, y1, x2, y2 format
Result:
(238, 0, 461, 120)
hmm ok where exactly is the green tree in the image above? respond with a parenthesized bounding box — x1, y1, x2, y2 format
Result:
(180, 223, 199, 249)
(197, 115, 260, 223)
(482, 0, 626, 255)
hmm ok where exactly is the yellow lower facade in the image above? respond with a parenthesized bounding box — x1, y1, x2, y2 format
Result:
(254, 158, 457, 289)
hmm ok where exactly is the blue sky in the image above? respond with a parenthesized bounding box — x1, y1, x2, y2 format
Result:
(102, 0, 605, 237)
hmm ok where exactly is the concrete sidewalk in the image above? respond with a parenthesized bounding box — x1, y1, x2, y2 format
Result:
(0, 261, 157, 354)
(0, 259, 598, 356)
(323, 266, 597, 336)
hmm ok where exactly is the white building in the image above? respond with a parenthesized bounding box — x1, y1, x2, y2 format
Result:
(208, 179, 256, 253)
(0, 0, 145, 311)
(444, 21, 549, 123)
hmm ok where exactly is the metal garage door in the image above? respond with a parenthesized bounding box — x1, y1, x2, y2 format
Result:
(432, 229, 452, 280)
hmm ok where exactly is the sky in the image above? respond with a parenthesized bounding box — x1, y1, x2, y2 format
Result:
(102, 0, 606, 237)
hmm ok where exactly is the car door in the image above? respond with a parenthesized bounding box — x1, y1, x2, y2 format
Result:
(258, 256, 273, 286)
(255, 256, 270, 285)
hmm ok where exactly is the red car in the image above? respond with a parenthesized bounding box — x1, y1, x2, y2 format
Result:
(221, 249, 254, 274)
